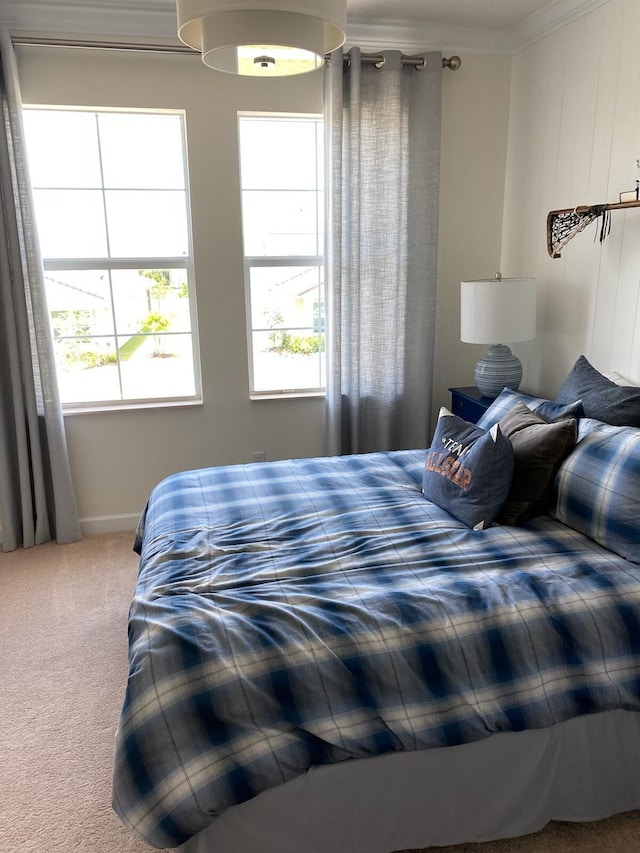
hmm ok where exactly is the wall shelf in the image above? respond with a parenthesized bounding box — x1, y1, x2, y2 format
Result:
(547, 199, 640, 258)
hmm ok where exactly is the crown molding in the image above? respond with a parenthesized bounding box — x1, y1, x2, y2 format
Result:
(346, 18, 508, 54)
(0, 0, 178, 39)
(509, 0, 613, 53)
(0, 0, 611, 55)
(348, 0, 613, 55)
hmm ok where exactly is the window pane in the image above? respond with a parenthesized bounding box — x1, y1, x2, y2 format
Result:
(111, 269, 192, 335)
(249, 265, 324, 392)
(24, 111, 102, 188)
(249, 266, 322, 329)
(33, 190, 108, 258)
(119, 333, 196, 399)
(106, 191, 189, 257)
(98, 113, 185, 189)
(242, 190, 321, 256)
(53, 337, 121, 404)
(46, 270, 117, 404)
(239, 118, 322, 190)
(47, 270, 114, 337)
(252, 330, 324, 392)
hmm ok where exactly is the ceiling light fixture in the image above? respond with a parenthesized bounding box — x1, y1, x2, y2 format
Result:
(176, 0, 347, 76)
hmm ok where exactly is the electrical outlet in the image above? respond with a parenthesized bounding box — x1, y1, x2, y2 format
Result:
(252, 451, 266, 463)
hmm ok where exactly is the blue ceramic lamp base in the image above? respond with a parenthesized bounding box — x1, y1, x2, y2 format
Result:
(474, 344, 523, 399)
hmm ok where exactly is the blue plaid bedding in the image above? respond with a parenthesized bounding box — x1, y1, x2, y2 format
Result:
(112, 450, 640, 848)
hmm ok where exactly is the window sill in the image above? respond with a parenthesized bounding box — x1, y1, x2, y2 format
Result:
(250, 391, 325, 402)
(62, 398, 203, 415)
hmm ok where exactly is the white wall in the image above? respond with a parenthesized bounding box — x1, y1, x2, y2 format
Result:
(434, 52, 512, 414)
(17, 46, 512, 530)
(501, 0, 640, 395)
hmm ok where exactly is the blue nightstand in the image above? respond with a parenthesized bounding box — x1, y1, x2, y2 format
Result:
(449, 386, 493, 424)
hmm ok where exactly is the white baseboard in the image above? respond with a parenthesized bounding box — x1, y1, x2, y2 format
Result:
(0, 516, 138, 546)
(79, 513, 139, 536)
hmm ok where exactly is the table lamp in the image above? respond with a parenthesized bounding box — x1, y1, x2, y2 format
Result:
(460, 273, 536, 398)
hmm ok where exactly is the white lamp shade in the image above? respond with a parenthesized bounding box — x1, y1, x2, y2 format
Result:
(177, 0, 347, 75)
(460, 277, 536, 345)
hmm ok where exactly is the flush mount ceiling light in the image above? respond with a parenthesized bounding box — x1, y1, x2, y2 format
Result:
(176, 0, 347, 76)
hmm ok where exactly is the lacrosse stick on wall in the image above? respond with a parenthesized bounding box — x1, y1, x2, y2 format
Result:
(547, 199, 640, 258)
(548, 161, 640, 258)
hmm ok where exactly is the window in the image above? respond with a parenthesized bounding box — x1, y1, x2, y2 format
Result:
(238, 114, 324, 396)
(22, 108, 201, 409)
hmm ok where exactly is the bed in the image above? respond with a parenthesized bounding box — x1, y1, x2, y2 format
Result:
(112, 357, 640, 852)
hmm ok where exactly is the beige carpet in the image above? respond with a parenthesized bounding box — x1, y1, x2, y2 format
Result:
(1, 532, 639, 853)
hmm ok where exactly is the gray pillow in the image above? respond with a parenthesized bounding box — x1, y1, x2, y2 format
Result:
(422, 407, 514, 530)
(496, 401, 577, 526)
(555, 355, 640, 427)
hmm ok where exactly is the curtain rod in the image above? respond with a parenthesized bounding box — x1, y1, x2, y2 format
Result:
(11, 35, 461, 70)
(341, 51, 461, 71)
(11, 36, 195, 53)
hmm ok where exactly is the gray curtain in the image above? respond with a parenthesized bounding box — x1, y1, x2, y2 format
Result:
(325, 48, 441, 455)
(0, 30, 81, 551)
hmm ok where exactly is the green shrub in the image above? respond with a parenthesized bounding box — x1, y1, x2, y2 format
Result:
(272, 333, 325, 355)
(62, 342, 117, 369)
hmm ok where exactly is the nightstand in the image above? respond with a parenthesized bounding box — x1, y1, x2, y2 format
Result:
(449, 386, 493, 424)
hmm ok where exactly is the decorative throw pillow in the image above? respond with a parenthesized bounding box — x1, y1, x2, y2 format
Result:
(554, 355, 640, 427)
(477, 387, 583, 431)
(552, 419, 640, 564)
(422, 407, 514, 530)
(496, 401, 578, 526)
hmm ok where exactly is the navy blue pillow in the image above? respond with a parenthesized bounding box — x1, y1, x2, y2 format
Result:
(555, 356, 640, 427)
(477, 387, 583, 430)
(422, 408, 514, 529)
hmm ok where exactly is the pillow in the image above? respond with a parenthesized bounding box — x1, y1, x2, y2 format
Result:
(477, 387, 584, 431)
(422, 407, 513, 530)
(552, 419, 640, 564)
(496, 401, 577, 526)
(555, 355, 640, 427)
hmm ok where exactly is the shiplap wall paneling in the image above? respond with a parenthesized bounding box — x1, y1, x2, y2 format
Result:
(532, 25, 574, 393)
(602, 0, 640, 382)
(501, 0, 640, 393)
(555, 9, 605, 380)
(586, 0, 628, 373)
(546, 3, 622, 389)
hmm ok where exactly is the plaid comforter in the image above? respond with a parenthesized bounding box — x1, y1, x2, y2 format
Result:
(112, 450, 640, 848)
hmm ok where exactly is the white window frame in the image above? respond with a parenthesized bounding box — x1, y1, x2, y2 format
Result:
(238, 112, 325, 399)
(23, 105, 202, 413)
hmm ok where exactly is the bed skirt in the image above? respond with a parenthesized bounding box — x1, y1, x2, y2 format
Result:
(179, 709, 640, 853)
